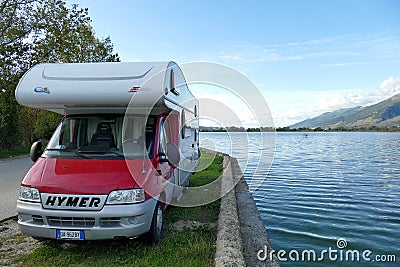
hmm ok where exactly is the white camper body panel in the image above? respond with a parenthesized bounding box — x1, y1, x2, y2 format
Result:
(15, 61, 196, 116)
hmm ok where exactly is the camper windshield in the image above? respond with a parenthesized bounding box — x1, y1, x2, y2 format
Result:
(44, 114, 155, 159)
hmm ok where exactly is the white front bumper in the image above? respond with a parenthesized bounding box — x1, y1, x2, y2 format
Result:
(17, 198, 157, 240)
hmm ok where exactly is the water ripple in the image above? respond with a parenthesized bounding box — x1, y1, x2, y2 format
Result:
(201, 132, 400, 266)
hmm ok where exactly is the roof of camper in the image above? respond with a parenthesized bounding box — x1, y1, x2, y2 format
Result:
(15, 61, 195, 114)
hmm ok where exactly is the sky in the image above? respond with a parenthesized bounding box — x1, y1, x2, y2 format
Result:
(66, 0, 400, 127)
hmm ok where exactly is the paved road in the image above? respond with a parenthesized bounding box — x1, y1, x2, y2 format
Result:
(0, 156, 33, 221)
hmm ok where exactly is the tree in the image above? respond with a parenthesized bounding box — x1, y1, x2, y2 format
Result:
(0, 0, 120, 150)
(0, 0, 34, 76)
(0, 0, 36, 149)
(31, 0, 119, 64)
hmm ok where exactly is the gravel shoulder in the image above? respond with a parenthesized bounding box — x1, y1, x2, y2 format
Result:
(0, 217, 41, 266)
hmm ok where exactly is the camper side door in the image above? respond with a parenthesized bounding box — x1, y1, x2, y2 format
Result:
(156, 118, 173, 188)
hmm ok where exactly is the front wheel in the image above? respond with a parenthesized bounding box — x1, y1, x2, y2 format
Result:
(144, 201, 163, 244)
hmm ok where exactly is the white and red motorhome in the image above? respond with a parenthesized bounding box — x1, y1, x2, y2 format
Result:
(15, 61, 199, 243)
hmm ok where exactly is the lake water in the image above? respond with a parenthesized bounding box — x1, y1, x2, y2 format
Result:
(200, 132, 400, 266)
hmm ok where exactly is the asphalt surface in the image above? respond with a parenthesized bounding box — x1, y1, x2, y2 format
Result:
(0, 156, 33, 221)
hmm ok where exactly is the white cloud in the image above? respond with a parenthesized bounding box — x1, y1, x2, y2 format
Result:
(319, 62, 369, 67)
(377, 77, 400, 97)
(272, 108, 313, 127)
(190, 85, 262, 128)
(273, 76, 400, 127)
(188, 76, 400, 127)
(219, 52, 243, 61)
(215, 32, 400, 64)
(315, 92, 371, 111)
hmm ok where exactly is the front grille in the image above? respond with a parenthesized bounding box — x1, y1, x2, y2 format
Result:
(100, 217, 121, 228)
(47, 216, 95, 228)
(31, 215, 44, 224)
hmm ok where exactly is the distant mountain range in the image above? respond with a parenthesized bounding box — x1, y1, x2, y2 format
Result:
(290, 93, 400, 129)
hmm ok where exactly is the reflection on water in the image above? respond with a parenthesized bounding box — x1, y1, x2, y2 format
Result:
(201, 132, 400, 266)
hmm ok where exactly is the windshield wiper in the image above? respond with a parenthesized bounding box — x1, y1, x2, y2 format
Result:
(45, 148, 93, 159)
(76, 150, 125, 158)
(103, 151, 125, 158)
(72, 150, 93, 159)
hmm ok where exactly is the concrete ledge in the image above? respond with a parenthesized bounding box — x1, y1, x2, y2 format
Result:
(215, 155, 246, 267)
(214, 154, 279, 267)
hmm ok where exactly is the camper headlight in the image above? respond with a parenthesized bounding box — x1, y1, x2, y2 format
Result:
(19, 186, 41, 202)
(106, 189, 145, 204)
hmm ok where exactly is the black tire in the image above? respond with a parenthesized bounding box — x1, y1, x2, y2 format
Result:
(144, 201, 163, 244)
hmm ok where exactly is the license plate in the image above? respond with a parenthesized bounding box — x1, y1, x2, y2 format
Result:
(56, 230, 84, 240)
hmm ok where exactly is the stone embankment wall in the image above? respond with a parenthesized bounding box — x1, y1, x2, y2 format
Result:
(210, 150, 280, 267)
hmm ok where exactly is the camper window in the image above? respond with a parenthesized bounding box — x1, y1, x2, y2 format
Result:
(44, 115, 154, 159)
(158, 117, 172, 155)
(158, 120, 167, 154)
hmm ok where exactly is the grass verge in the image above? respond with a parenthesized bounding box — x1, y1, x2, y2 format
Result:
(0, 147, 30, 159)
(14, 152, 223, 267)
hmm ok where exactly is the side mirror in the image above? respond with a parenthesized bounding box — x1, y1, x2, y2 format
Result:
(30, 141, 43, 162)
(165, 143, 180, 166)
